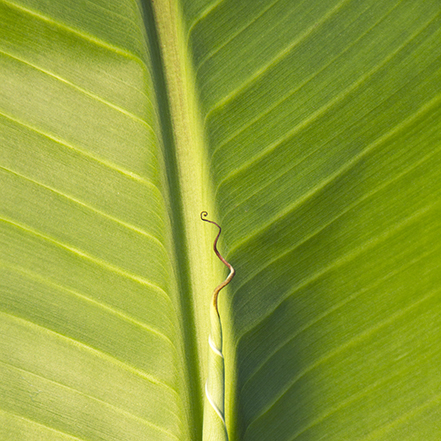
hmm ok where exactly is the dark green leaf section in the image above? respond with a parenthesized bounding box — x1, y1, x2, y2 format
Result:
(183, 0, 441, 439)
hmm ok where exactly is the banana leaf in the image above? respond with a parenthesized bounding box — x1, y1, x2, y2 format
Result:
(1, 0, 441, 440)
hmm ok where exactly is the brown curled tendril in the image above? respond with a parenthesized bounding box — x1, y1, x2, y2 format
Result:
(201, 211, 235, 315)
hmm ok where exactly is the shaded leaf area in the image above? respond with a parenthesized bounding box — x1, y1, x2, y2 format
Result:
(183, 0, 441, 439)
(0, 1, 189, 440)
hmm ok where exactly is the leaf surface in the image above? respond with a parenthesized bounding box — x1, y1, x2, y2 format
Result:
(1, 0, 441, 440)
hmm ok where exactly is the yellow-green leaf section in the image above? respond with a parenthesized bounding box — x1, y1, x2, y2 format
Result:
(1, 0, 441, 440)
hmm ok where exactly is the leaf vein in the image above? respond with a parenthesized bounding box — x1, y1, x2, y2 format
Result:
(235, 197, 440, 355)
(227, 90, 441, 257)
(0, 165, 167, 254)
(0, 259, 176, 348)
(244, 285, 441, 435)
(239, 245, 440, 396)
(194, 0, 283, 75)
(0, 49, 154, 130)
(203, 0, 351, 118)
(0, 310, 178, 393)
(0, 110, 158, 189)
(209, 0, 403, 159)
(216, 13, 440, 189)
(0, 360, 181, 440)
(3, 0, 141, 60)
(357, 391, 441, 441)
(0, 217, 170, 300)
(0, 407, 86, 441)
(187, 0, 226, 36)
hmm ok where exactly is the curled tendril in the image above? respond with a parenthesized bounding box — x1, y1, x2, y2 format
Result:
(201, 211, 235, 315)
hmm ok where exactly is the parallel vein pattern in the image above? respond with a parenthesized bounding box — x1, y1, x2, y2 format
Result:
(183, 0, 441, 439)
(2, 0, 441, 440)
(0, 0, 188, 440)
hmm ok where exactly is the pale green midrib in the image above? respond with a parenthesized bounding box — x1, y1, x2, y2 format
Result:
(139, 3, 205, 440)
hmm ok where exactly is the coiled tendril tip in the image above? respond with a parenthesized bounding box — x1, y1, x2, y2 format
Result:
(200, 211, 235, 315)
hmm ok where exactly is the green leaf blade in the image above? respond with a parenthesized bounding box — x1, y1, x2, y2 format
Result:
(184, 0, 441, 439)
(0, 1, 191, 439)
(2, 0, 441, 439)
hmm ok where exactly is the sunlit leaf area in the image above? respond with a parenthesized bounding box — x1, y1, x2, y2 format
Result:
(1, 0, 440, 440)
